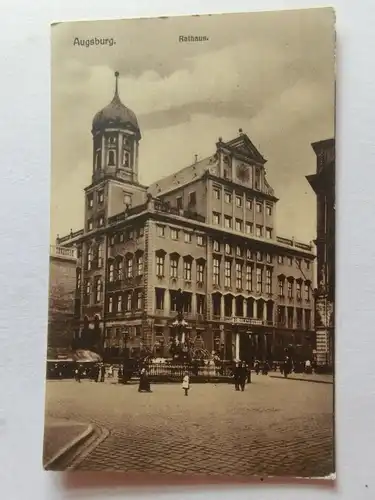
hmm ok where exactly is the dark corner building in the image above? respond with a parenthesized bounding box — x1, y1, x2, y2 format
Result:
(306, 138, 335, 367)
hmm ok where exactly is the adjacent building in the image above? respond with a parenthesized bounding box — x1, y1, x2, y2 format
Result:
(48, 245, 77, 348)
(57, 72, 316, 362)
(307, 138, 335, 366)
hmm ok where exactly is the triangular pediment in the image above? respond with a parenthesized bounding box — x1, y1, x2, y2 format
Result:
(224, 134, 266, 164)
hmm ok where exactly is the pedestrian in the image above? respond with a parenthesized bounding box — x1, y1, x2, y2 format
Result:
(182, 371, 190, 396)
(108, 364, 113, 378)
(100, 364, 106, 382)
(234, 362, 241, 391)
(254, 360, 260, 375)
(239, 362, 247, 391)
(74, 364, 81, 383)
(95, 364, 100, 383)
(138, 368, 152, 392)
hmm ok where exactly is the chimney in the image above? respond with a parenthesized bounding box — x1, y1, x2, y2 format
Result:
(194, 154, 198, 163)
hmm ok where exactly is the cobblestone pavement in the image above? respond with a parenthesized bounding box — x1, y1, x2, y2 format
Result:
(44, 377, 334, 477)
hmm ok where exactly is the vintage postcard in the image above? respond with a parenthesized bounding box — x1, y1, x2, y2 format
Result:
(45, 8, 335, 480)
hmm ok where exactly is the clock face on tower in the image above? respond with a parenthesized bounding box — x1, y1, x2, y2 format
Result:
(236, 164, 250, 182)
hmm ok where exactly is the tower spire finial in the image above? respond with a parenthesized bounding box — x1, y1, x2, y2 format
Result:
(114, 71, 119, 97)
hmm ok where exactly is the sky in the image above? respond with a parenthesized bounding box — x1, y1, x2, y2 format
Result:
(51, 8, 335, 244)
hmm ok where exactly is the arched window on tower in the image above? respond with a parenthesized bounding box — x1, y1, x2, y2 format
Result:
(108, 150, 116, 167)
(122, 150, 130, 168)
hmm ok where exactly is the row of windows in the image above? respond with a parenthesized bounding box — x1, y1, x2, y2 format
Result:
(278, 278, 311, 301)
(211, 241, 311, 269)
(211, 213, 273, 238)
(155, 289, 205, 314)
(156, 224, 205, 245)
(109, 226, 143, 246)
(87, 190, 104, 208)
(107, 290, 143, 313)
(156, 254, 205, 281)
(175, 191, 197, 210)
(212, 188, 273, 215)
(277, 306, 312, 329)
(212, 258, 272, 293)
(94, 146, 131, 171)
(108, 254, 144, 281)
(87, 214, 105, 232)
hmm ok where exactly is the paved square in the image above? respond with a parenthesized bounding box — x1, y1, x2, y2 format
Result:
(45, 376, 334, 477)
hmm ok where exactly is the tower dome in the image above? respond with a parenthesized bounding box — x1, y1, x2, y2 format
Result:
(92, 71, 141, 139)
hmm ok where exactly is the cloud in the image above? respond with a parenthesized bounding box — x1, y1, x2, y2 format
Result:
(50, 9, 335, 244)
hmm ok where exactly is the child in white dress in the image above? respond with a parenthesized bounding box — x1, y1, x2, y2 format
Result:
(182, 371, 190, 396)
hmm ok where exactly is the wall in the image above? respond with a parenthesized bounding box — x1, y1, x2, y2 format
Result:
(48, 255, 76, 348)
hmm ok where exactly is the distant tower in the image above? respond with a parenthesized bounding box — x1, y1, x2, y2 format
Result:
(91, 71, 141, 185)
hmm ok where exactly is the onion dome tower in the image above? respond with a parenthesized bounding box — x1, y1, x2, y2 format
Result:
(91, 71, 141, 184)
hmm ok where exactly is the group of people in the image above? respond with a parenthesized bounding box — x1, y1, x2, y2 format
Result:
(74, 363, 109, 383)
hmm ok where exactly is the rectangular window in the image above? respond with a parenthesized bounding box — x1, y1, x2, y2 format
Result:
(266, 268, 272, 294)
(287, 257, 293, 266)
(256, 202, 262, 213)
(171, 229, 179, 240)
(287, 307, 294, 328)
(157, 225, 165, 237)
(266, 204, 272, 216)
(246, 249, 252, 260)
(98, 216, 104, 227)
(136, 254, 143, 276)
(156, 255, 165, 276)
(256, 267, 263, 293)
(170, 256, 178, 278)
(245, 222, 253, 234)
(184, 259, 192, 280)
(236, 246, 243, 257)
(256, 225, 262, 237)
(117, 294, 122, 313)
(236, 262, 243, 289)
(119, 232, 124, 243)
(188, 191, 197, 206)
(213, 187, 221, 199)
(257, 251, 263, 262)
(224, 260, 232, 287)
(305, 260, 311, 270)
(213, 257, 220, 285)
(126, 292, 132, 311)
(288, 281, 293, 298)
(305, 309, 311, 330)
(117, 260, 123, 281)
(246, 264, 253, 291)
(88, 219, 93, 231)
(246, 198, 253, 210)
(212, 212, 221, 225)
(235, 219, 243, 232)
(266, 228, 272, 239)
(136, 291, 142, 310)
(197, 261, 205, 282)
(305, 283, 310, 301)
(213, 240, 220, 252)
(296, 308, 303, 328)
(197, 235, 205, 246)
(235, 195, 242, 207)
(278, 255, 284, 264)
(224, 216, 232, 229)
(225, 243, 231, 255)
(76, 269, 81, 290)
(108, 296, 113, 313)
(124, 193, 132, 207)
(155, 288, 165, 310)
(266, 253, 272, 263)
(125, 257, 132, 278)
(196, 295, 205, 314)
(87, 194, 94, 208)
(278, 278, 285, 297)
(184, 232, 192, 243)
(108, 262, 114, 282)
(176, 197, 183, 210)
(224, 192, 232, 204)
(98, 190, 104, 204)
(296, 281, 302, 300)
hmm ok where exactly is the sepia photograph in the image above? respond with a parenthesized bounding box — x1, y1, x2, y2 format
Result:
(45, 8, 335, 479)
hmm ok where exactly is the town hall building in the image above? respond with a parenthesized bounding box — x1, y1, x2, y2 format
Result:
(56, 72, 316, 363)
